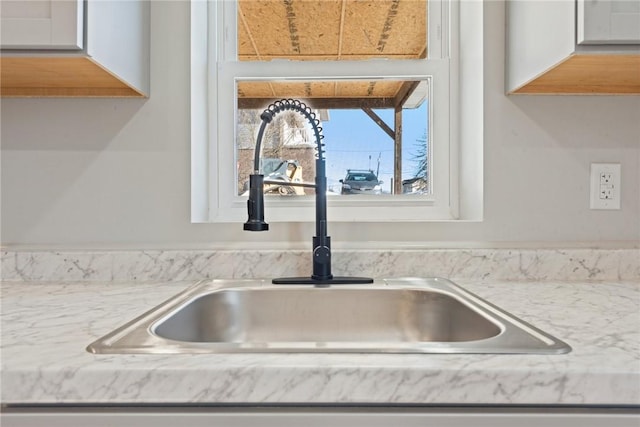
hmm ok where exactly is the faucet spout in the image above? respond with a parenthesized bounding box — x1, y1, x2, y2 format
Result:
(243, 174, 269, 232)
(243, 99, 372, 285)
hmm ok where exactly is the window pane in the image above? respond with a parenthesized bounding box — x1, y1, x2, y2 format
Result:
(323, 105, 429, 196)
(235, 79, 430, 197)
(237, 0, 427, 61)
(237, 107, 319, 196)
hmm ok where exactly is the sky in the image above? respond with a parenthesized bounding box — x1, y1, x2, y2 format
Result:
(320, 103, 429, 193)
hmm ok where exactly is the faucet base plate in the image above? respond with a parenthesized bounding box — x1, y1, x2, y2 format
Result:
(272, 276, 374, 285)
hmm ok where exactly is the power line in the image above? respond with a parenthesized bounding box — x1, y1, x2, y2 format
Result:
(327, 149, 394, 153)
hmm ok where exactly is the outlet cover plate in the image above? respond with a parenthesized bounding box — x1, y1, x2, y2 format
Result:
(590, 163, 621, 210)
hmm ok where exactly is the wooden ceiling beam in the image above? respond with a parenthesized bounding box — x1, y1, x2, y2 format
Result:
(238, 97, 397, 110)
(393, 80, 421, 108)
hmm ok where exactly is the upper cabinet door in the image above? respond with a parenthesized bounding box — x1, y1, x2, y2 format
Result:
(578, 0, 640, 44)
(0, 0, 83, 50)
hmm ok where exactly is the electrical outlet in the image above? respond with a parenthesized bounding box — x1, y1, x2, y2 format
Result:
(590, 163, 621, 210)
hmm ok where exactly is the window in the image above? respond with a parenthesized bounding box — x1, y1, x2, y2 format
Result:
(234, 79, 430, 198)
(191, 0, 483, 223)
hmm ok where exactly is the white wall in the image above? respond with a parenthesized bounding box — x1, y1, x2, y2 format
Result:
(1, 1, 639, 249)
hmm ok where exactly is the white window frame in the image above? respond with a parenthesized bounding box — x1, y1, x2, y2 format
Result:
(192, 0, 482, 224)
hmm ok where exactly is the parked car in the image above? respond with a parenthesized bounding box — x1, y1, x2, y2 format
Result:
(339, 169, 383, 195)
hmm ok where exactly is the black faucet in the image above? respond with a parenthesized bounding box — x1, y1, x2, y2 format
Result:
(243, 99, 373, 285)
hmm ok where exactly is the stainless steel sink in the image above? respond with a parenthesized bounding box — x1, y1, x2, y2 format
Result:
(87, 278, 571, 354)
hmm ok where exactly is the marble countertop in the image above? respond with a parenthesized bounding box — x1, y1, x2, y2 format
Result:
(1, 279, 639, 406)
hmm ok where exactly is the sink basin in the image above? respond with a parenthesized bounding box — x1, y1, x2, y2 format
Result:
(87, 278, 570, 354)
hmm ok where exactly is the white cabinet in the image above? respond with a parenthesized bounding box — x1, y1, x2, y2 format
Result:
(0, 0, 149, 97)
(578, 0, 640, 44)
(2, 407, 639, 427)
(0, 0, 83, 50)
(507, 0, 640, 94)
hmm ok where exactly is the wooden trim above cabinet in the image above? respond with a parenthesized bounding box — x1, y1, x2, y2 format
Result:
(0, 56, 145, 97)
(511, 54, 640, 95)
